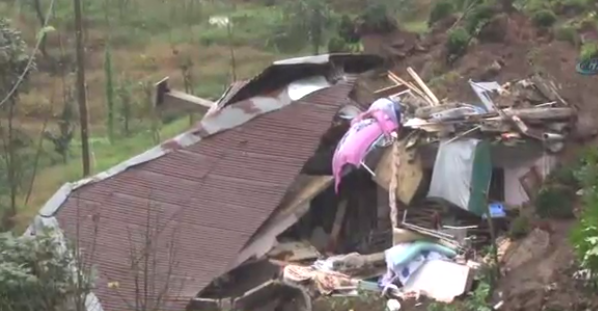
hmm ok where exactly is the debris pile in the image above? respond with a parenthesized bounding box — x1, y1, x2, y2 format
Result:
(189, 59, 576, 311)
(277, 69, 573, 309)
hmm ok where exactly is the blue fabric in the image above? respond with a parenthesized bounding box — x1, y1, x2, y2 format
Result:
(385, 241, 457, 269)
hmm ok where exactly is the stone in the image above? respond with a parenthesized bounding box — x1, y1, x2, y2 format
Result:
(502, 228, 550, 271)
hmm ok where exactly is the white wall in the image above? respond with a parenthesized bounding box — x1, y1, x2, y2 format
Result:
(503, 155, 557, 206)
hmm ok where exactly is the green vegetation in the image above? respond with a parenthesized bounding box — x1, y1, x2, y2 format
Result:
(509, 215, 531, 239)
(571, 148, 598, 288)
(580, 42, 598, 60)
(446, 27, 471, 58)
(0, 229, 93, 311)
(531, 9, 558, 27)
(554, 24, 579, 45)
(429, 0, 455, 26)
(427, 280, 493, 311)
(464, 3, 496, 34)
(535, 185, 575, 219)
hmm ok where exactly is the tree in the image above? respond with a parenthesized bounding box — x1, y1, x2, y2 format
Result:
(0, 229, 95, 311)
(283, 0, 334, 54)
(0, 18, 35, 229)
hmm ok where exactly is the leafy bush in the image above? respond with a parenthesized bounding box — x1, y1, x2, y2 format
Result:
(446, 27, 471, 57)
(327, 37, 350, 53)
(531, 9, 558, 28)
(465, 3, 496, 34)
(555, 24, 579, 45)
(535, 184, 576, 219)
(0, 229, 95, 311)
(580, 42, 598, 61)
(358, 3, 397, 34)
(509, 215, 531, 239)
(338, 14, 359, 43)
(428, 0, 455, 26)
(571, 148, 598, 287)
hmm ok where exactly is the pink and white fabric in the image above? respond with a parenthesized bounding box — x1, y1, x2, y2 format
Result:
(332, 98, 401, 192)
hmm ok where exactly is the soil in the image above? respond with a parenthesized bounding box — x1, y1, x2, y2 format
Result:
(497, 220, 598, 311)
(360, 9, 598, 310)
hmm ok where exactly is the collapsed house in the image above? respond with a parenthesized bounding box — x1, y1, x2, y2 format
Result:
(27, 53, 578, 311)
(27, 54, 386, 311)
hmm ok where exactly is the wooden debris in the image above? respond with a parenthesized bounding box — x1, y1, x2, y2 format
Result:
(407, 67, 440, 106)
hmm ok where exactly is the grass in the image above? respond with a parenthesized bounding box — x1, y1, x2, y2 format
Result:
(2, 0, 314, 231)
(13, 118, 190, 232)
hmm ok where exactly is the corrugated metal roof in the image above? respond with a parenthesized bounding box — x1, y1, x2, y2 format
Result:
(47, 79, 356, 311)
(216, 54, 383, 107)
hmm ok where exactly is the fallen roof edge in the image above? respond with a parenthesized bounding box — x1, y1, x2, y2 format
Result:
(33, 83, 321, 219)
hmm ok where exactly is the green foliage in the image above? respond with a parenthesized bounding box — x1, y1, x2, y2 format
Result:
(104, 43, 115, 144)
(429, 0, 455, 26)
(509, 215, 531, 239)
(277, 0, 335, 54)
(338, 14, 359, 43)
(427, 280, 492, 311)
(46, 96, 75, 164)
(358, 3, 398, 33)
(327, 37, 350, 53)
(465, 3, 496, 34)
(0, 229, 95, 311)
(571, 148, 598, 287)
(535, 184, 575, 219)
(446, 27, 471, 57)
(580, 42, 598, 61)
(531, 9, 558, 28)
(0, 17, 32, 95)
(554, 24, 579, 45)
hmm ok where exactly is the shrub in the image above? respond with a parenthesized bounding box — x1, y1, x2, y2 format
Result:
(327, 37, 350, 53)
(535, 184, 576, 219)
(446, 27, 471, 57)
(570, 148, 598, 287)
(465, 3, 496, 34)
(580, 42, 598, 61)
(509, 215, 531, 239)
(555, 24, 579, 45)
(428, 0, 455, 26)
(358, 3, 397, 34)
(531, 9, 558, 28)
(338, 14, 359, 43)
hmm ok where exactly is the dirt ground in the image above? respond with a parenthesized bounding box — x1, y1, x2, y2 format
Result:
(361, 10, 598, 310)
(497, 220, 598, 311)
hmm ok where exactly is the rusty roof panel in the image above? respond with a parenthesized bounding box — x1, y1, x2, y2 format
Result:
(55, 81, 355, 311)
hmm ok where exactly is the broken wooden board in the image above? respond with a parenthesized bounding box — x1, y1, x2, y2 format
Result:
(374, 142, 423, 205)
(267, 241, 322, 262)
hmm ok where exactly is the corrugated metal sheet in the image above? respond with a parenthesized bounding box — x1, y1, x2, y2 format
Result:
(53, 81, 355, 311)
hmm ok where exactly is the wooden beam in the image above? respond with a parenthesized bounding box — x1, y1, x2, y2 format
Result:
(374, 83, 408, 98)
(154, 77, 214, 114)
(406, 67, 440, 106)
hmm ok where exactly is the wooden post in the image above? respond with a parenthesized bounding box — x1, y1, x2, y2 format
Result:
(74, 0, 91, 176)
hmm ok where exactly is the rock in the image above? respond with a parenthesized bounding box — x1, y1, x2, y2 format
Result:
(572, 114, 598, 141)
(478, 60, 503, 80)
(502, 228, 550, 271)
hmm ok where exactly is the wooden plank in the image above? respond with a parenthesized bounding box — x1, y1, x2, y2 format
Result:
(374, 142, 424, 206)
(327, 200, 348, 252)
(406, 67, 440, 106)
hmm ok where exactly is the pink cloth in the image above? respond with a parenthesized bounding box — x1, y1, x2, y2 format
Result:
(332, 109, 399, 192)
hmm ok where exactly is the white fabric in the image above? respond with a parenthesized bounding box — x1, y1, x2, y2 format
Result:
(427, 139, 480, 211)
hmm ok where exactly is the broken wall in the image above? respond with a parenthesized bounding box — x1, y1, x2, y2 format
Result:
(504, 155, 557, 206)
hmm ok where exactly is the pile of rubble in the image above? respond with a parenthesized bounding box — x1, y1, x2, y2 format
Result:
(272, 69, 575, 310)
(187, 61, 576, 311)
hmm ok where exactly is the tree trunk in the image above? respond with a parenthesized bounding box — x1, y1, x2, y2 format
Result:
(32, 0, 48, 58)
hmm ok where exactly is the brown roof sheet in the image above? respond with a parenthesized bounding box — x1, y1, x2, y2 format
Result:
(55, 81, 355, 311)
